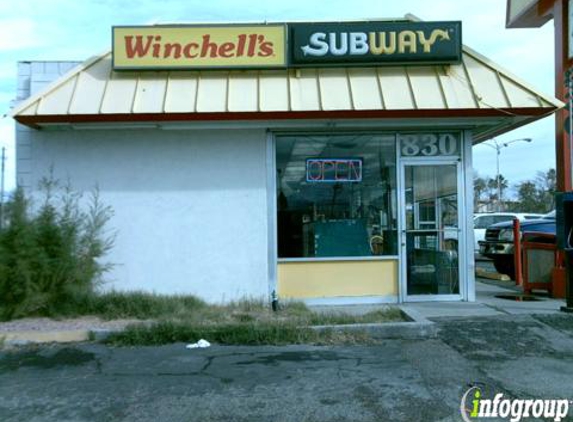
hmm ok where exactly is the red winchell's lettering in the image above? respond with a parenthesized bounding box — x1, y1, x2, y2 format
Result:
(123, 32, 276, 61)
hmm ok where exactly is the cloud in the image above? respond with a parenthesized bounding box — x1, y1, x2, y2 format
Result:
(0, 0, 560, 188)
(0, 18, 44, 51)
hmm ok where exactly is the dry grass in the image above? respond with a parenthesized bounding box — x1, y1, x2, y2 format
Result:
(97, 294, 405, 346)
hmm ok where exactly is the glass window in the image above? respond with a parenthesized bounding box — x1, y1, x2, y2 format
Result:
(493, 216, 514, 225)
(474, 216, 494, 229)
(276, 134, 397, 258)
(404, 164, 459, 295)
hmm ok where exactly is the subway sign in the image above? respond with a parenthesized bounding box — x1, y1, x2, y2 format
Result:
(290, 21, 462, 66)
(112, 25, 287, 70)
(112, 21, 461, 70)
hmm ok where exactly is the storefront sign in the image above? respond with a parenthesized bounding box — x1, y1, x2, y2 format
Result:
(112, 21, 461, 70)
(112, 25, 287, 70)
(306, 158, 363, 182)
(399, 133, 460, 157)
(290, 21, 462, 67)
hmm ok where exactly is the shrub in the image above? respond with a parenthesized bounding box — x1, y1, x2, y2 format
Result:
(0, 180, 114, 320)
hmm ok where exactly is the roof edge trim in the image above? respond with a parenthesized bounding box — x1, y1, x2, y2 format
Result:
(14, 107, 558, 127)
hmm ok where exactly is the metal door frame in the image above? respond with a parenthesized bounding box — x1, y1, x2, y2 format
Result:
(398, 158, 467, 302)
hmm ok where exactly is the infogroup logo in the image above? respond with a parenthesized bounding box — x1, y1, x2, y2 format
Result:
(460, 386, 570, 422)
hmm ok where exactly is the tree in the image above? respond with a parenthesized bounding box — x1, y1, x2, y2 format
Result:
(485, 174, 509, 210)
(514, 168, 556, 213)
(497, 175, 509, 201)
(535, 169, 556, 210)
(515, 181, 541, 212)
(473, 174, 487, 211)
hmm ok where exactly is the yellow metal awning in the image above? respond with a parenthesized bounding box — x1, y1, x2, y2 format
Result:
(11, 43, 562, 142)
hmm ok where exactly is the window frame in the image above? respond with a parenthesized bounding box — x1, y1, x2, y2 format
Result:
(274, 131, 400, 262)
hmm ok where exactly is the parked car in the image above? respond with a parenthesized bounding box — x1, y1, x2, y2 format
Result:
(478, 211, 556, 279)
(473, 212, 544, 253)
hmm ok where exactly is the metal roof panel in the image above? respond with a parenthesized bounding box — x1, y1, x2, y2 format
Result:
(348, 68, 384, 111)
(164, 73, 198, 113)
(438, 64, 478, 109)
(407, 66, 446, 109)
(100, 72, 138, 114)
(69, 58, 109, 114)
(289, 69, 321, 111)
(464, 54, 510, 109)
(36, 75, 77, 115)
(318, 68, 353, 111)
(133, 74, 168, 114)
(228, 72, 259, 112)
(196, 73, 228, 113)
(259, 70, 290, 112)
(377, 67, 415, 110)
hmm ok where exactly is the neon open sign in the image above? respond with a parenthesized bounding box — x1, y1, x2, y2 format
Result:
(306, 158, 363, 183)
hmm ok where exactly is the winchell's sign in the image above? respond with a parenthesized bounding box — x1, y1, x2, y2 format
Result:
(290, 21, 461, 66)
(112, 21, 462, 70)
(113, 25, 287, 70)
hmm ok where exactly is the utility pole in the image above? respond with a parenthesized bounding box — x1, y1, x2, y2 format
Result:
(506, 0, 573, 311)
(480, 138, 532, 212)
(0, 146, 5, 230)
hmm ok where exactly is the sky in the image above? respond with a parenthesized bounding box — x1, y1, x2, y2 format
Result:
(0, 0, 556, 195)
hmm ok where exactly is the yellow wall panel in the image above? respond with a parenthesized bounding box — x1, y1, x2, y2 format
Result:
(278, 260, 398, 299)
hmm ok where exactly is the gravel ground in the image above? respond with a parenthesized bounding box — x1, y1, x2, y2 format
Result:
(0, 317, 146, 333)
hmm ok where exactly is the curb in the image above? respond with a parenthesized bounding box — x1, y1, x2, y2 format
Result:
(0, 330, 92, 347)
(311, 308, 437, 340)
(89, 329, 115, 342)
(0, 308, 439, 346)
(0, 328, 121, 347)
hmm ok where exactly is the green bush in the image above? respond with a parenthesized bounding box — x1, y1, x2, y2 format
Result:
(0, 180, 114, 320)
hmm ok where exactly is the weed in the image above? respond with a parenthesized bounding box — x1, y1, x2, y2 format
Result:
(105, 320, 377, 347)
(101, 297, 404, 346)
(80, 291, 207, 320)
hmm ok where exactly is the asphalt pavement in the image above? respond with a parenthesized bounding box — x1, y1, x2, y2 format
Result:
(2, 311, 573, 422)
(1, 261, 572, 422)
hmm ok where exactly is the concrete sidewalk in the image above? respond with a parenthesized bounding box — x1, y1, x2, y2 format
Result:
(401, 280, 566, 320)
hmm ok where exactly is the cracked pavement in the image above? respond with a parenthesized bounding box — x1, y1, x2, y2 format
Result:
(1, 313, 573, 422)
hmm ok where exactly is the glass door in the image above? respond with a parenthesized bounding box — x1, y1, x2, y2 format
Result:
(400, 163, 462, 300)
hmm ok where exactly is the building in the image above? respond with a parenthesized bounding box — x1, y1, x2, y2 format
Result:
(11, 18, 562, 305)
(505, 0, 573, 310)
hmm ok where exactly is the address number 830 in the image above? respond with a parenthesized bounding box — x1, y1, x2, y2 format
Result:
(399, 134, 460, 157)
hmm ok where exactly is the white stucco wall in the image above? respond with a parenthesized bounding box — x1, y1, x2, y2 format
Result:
(21, 128, 270, 302)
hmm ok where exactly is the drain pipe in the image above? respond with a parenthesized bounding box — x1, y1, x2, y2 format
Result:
(271, 290, 279, 312)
